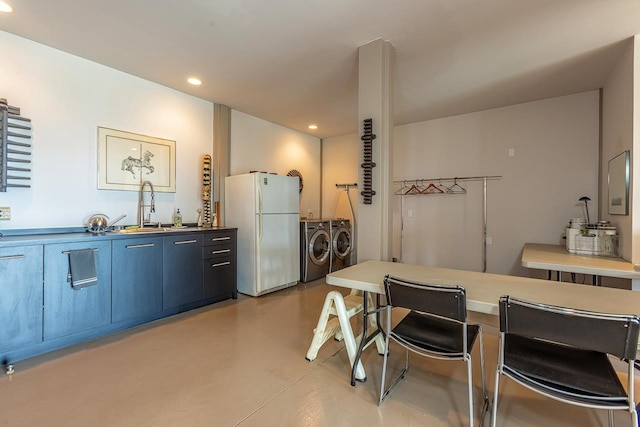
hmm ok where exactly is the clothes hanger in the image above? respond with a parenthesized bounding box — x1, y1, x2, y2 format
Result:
(404, 181, 420, 195)
(436, 179, 451, 193)
(395, 180, 409, 195)
(447, 178, 467, 194)
(420, 180, 444, 194)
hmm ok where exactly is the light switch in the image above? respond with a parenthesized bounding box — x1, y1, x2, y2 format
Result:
(0, 206, 10, 220)
(508, 148, 515, 157)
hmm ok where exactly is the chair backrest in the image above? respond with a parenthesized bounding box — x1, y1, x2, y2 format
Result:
(499, 295, 640, 360)
(384, 275, 467, 322)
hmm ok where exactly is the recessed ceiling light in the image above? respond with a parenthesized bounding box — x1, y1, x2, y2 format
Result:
(308, 124, 318, 130)
(187, 77, 202, 86)
(0, 1, 13, 12)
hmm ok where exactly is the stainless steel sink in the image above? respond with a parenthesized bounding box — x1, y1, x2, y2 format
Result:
(111, 227, 201, 234)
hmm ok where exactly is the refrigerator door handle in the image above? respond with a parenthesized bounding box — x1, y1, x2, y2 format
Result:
(258, 182, 263, 242)
(256, 180, 263, 293)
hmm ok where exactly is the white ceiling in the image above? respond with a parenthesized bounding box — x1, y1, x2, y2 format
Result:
(1, 0, 639, 138)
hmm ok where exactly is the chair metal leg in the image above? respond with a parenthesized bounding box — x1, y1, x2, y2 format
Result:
(378, 331, 391, 405)
(607, 409, 613, 427)
(491, 366, 501, 427)
(466, 355, 474, 427)
(379, 350, 408, 405)
(478, 332, 489, 425)
(379, 312, 409, 405)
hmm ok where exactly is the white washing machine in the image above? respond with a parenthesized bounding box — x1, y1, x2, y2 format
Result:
(329, 219, 352, 272)
(300, 220, 331, 282)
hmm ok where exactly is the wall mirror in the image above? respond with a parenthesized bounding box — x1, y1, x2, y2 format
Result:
(608, 150, 630, 215)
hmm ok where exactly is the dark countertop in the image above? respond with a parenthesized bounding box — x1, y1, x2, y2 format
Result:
(0, 226, 237, 248)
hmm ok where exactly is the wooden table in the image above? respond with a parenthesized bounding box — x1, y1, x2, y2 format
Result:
(521, 243, 640, 285)
(325, 260, 640, 384)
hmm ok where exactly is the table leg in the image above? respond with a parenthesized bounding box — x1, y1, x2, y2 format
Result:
(594, 275, 600, 286)
(350, 290, 383, 386)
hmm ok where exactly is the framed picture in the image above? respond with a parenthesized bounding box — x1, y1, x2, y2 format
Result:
(98, 127, 176, 192)
(608, 150, 630, 215)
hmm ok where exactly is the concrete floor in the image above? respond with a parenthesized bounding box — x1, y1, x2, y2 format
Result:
(0, 278, 635, 426)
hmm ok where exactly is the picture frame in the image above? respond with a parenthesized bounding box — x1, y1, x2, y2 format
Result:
(608, 150, 630, 215)
(97, 127, 176, 192)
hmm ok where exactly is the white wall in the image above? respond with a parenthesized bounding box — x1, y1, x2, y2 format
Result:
(323, 91, 600, 276)
(230, 110, 321, 218)
(0, 31, 213, 230)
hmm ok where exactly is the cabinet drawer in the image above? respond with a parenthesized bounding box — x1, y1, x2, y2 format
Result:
(202, 246, 233, 259)
(204, 230, 236, 247)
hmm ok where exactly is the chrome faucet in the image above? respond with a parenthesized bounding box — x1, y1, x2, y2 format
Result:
(138, 180, 156, 227)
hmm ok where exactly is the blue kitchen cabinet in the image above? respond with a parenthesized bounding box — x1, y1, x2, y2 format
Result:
(0, 245, 43, 353)
(111, 236, 163, 322)
(0, 227, 236, 364)
(202, 230, 237, 300)
(163, 234, 203, 309)
(43, 241, 112, 340)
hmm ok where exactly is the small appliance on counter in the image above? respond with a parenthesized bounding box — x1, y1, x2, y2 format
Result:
(565, 217, 618, 257)
(86, 214, 126, 234)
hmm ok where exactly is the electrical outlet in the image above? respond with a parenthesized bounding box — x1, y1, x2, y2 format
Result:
(0, 207, 11, 220)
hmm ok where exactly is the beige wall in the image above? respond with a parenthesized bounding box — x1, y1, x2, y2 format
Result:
(322, 134, 360, 220)
(323, 91, 600, 276)
(229, 110, 321, 218)
(635, 35, 640, 269)
(602, 38, 634, 262)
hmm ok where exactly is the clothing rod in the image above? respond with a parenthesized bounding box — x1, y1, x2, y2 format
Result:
(336, 183, 358, 188)
(393, 175, 501, 183)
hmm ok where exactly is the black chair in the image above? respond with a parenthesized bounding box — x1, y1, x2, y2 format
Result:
(492, 295, 640, 427)
(379, 275, 489, 426)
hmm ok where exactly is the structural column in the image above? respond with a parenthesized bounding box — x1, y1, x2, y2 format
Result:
(214, 103, 231, 223)
(357, 39, 395, 262)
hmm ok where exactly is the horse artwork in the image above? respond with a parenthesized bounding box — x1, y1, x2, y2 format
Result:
(121, 150, 155, 179)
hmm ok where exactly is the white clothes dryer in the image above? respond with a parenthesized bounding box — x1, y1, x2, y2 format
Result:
(329, 219, 352, 272)
(300, 220, 331, 282)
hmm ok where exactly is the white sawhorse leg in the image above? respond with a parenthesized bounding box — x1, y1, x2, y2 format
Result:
(306, 290, 385, 382)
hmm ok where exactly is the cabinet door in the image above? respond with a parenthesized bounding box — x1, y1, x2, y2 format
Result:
(163, 234, 203, 309)
(112, 237, 163, 322)
(44, 241, 112, 340)
(203, 257, 237, 299)
(0, 245, 43, 353)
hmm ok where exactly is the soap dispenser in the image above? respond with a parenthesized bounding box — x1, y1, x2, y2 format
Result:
(173, 209, 182, 227)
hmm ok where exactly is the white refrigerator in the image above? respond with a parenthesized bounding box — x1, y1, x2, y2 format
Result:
(225, 172, 300, 296)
